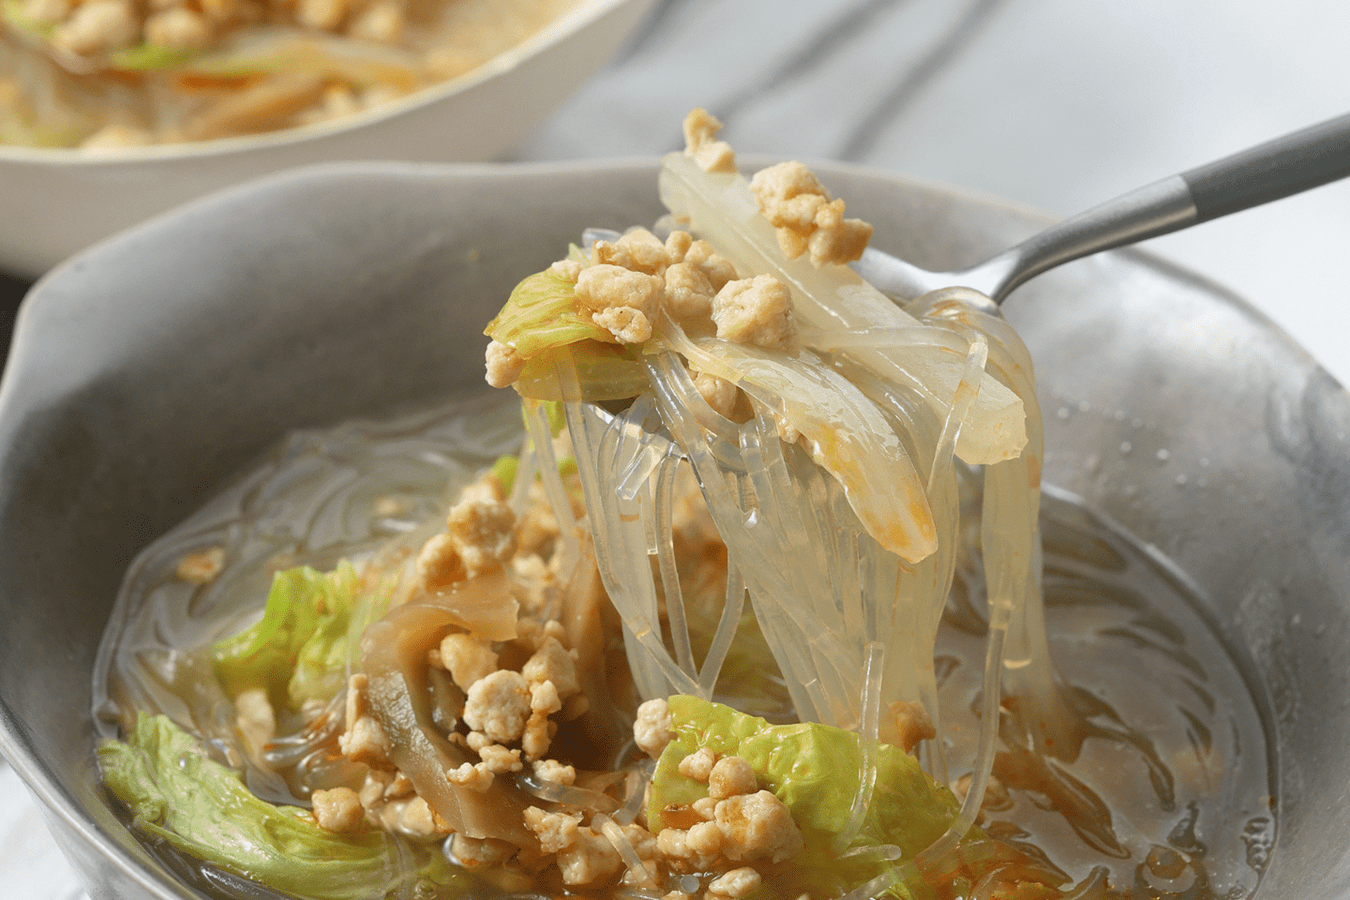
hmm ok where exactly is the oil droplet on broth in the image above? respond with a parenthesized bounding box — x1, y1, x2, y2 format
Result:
(940, 489, 1273, 899)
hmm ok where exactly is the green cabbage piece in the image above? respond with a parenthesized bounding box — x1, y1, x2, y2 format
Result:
(650, 697, 1066, 898)
(486, 268, 611, 358)
(1, 0, 53, 39)
(490, 454, 521, 494)
(109, 43, 199, 71)
(1, 1, 195, 71)
(648, 696, 975, 900)
(211, 561, 383, 710)
(99, 714, 460, 900)
(485, 267, 648, 402)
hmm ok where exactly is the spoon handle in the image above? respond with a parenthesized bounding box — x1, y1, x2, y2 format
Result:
(985, 110, 1350, 303)
(1183, 111, 1350, 221)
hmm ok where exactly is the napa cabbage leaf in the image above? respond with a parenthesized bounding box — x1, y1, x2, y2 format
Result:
(211, 561, 383, 710)
(99, 714, 461, 900)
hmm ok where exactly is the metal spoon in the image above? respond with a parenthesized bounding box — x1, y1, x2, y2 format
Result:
(853, 112, 1350, 307)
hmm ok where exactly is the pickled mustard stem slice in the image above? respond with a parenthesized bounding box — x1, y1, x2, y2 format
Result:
(361, 604, 537, 850)
(523, 400, 580, 573)
(658, 151, 1026, 467)
(653, 454, 698, 677)
(697, 558, 746, 695)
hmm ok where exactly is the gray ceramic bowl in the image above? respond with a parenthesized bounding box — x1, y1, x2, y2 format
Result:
(1, 160, 1348, 898)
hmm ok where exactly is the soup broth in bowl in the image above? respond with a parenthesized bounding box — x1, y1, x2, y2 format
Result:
(0, 155, 1345, 899)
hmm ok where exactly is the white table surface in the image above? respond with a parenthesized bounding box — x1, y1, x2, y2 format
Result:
(5, 0, 1349, 895)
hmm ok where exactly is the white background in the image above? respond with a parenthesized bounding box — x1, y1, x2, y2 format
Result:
(5, 0, 1348, 894)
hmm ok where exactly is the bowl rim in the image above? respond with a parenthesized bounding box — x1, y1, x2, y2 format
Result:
(0, 0, 646, 163)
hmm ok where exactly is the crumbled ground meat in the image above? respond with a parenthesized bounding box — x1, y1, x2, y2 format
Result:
(339, 674, 391, 766)
(417, 532, 466, 590)
(525, 806, 583, 854)
(592, 305, 653, 344)
(176, 547, 225, 583)
(557, 825, 623, 885)
(678, 746, 718, 782)
(311, 786, 364, 833)
(682, 108, 737, 174)
(711, 275, 795, 349)
(437, 632, 499, 690)
(749, 160, 873, 268)
(664, 262, 717, 320)
(707, 756, 757, 800)
(693, 370, 740, 420)
(714, 790, 804, 864)
(594, 228, 671, 275)
(707, 866, 762, 899)
(890, 699, 937, 753)
(523, 635, 580, 696)
(446, 490, 517, 575)
(532, 758, 576, 785)
(451, 834, 516, 868)
(682, 240, 738, 293)
(463, 669, 532, 743)
(485, 340, 527, 389)
(576, 265, 664, 316)
(634, 698, 676, 759)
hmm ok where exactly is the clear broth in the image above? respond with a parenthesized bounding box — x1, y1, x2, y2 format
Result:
(93, 397, 1276, 900)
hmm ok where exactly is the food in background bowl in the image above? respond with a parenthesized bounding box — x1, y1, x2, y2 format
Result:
(1, 0, 582, 147)
(0, 0, 657, 277)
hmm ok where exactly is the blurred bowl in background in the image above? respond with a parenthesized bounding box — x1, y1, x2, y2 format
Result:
(0, 0, 656, 279)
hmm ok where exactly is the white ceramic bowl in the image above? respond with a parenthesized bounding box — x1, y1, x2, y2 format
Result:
(0, 0, 656, 279)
